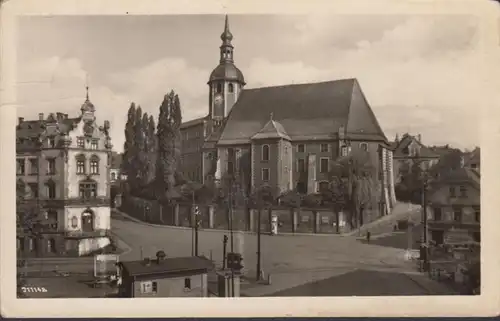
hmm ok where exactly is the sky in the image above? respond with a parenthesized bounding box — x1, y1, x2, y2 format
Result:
(16, 14, 486, 152)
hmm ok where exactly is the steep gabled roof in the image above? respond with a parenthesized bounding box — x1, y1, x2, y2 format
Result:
(251, 119, 291, 141)
(464, 147, 480, 166)
(217, 78, 387, 145)
(392, 134, 439, 158)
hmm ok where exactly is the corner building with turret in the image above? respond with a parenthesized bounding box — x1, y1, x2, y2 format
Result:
(179, 16, 397, 215)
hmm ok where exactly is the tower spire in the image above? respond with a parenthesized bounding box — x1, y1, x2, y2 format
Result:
(85, 74, 90, 100)
(219, 15, 234, 64)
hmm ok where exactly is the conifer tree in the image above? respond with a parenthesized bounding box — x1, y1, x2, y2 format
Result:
(156, 92, 176, 201)
(131, 106, 145, 192)
(123, 103, 137, 187)
(140, 112, 150, 187)
(147, 115, 157, 184)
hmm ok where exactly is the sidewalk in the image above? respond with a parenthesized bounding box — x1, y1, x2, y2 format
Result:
(113, 209, 348, 238)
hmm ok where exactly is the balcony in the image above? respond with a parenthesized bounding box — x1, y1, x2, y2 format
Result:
(64, 229, 109, 238)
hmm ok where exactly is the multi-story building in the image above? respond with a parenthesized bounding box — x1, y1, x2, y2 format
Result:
(463, 147, 480, 172)
(16, 90, 113, 257)
(391, 133, 440, 184)
(427, 160, 480, 247)
(179, 16, 396, 215)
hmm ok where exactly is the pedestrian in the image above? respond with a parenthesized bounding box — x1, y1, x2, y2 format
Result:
(366, 231, 371, 243)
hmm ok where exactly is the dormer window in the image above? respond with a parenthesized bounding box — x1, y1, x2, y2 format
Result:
(47, 137, 56, 148)
(91, 139, 99, 150)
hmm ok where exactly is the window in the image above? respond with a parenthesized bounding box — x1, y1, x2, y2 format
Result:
(76, 155, 86, 174)
(228, 83, 234, 93)
(449, 186, 456, 198)
(184, 278, 191, 290)
(45, 181, 56, 199)
(318, 181, 330, 193)
(216, 83, 222, 93)
(47, 239, 56, 253)
(47, 210, 57, 229)
(473, 206, 480, 223)
(320, 144, 329, 153)
(29, 159, 38, 175)
(16, 159, 25, 175)
(18, 237, 24, 251)
(28, 183, 38, 198)
(111, 172, 116, 181)
(140, 281, 158, 294)
(320, 157, 329, 173)
(90, 156, 99, 174)
(459, 185, 467, 198)
(71, 216, 78, 228)
(227, 161, 234, 175)
(47, 137, 56, 148)
(453, 207, 462, 222)
(431, 230, 444, 245)
(262, 168, 270, 182)
(91, 139, 99, 150)
(47, 158, 56, 175)
(297, 144, 305, 153)
(28, 238, 36, 252)
(77, 137, 85, 148)
(262, 145, 270, 161)
(433, 207, 442, 221)
(360, 143, 368, 152)
(470, 163, 477, 169)
(297, 159, 306, 173)
(79, 181, 97, 199)
(341, 145, 348, 157)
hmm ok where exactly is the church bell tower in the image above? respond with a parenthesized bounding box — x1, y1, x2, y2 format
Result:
(208, 15, 245, 128)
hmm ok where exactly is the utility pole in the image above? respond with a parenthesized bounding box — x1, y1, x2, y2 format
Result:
(194, 205, 200, 257)
(228, 180, 235, 297)
(222, 235, 228, 269)
(256, 207, 262, 281)
(191, 190, 195, 256)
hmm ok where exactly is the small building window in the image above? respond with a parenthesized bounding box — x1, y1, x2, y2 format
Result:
(459, 185, 467, 198)
(90, 156, 99, 174)
(184, 278, 191, 290)
(449, 186, 456, 198)
(76, 155, 86, 174)
(17, 158, 25, 175)
(341, 145, 348, 157)
(91, 139, 99, 150)
(262, 168, 270, 182)
(216, 83, 222, 93)
(320, 144, 329, 153)
(47, 158, 56, 175)
(45, 180, 56, 199)
(28, 238, 36, 252)
(47, 238, 56, 253)
(297, 159, 306, 173)
(453, 207, 462, 222)
(262, 145, 270, 161)
(473, 206, 480, 223)
(111, 172, 116, 181)
(71, 216, 78, 228)
(79, 181, 97, 199)
(28, 183, 38, 198)
(140, 281, 158, 294)
(77, 137, 85, 148)
(433, 207, 442, 221)
(297, 144, 305, 153)
(47, 137, 56, 148)
(320, 157, 329, 173)
(228, 83, 234, 93)
(29, 158, 38, 175)
(360, 143, 368, 152)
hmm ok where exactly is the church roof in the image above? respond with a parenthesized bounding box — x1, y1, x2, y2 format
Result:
(217, 78, 387, 145)
(208, 63, 245, 84)
(251, 119, 291, 140)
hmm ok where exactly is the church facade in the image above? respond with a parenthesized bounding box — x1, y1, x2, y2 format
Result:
(180, 16, 397, 213)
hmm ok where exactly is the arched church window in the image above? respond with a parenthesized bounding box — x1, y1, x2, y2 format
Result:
(228, 83, 234, 93)
(216, 83, 222, 93)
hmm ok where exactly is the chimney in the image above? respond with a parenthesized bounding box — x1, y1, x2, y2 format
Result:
(143, 257, 151, 266)
(417, 134, 421, 142)
(18, 117, 24, 125)
(38, 113, 44, 121)
(155, 250, 166, 264)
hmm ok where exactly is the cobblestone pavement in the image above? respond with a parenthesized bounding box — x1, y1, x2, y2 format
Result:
(112, 210, 457, 296)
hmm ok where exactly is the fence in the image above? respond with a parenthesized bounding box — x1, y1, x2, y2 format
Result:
(119, 195, 355, 235)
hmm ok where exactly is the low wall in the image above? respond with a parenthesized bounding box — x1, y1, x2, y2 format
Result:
(120, 196, 355, 235)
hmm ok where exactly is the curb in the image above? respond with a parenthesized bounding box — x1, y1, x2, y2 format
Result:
(113, 210, 349, 238)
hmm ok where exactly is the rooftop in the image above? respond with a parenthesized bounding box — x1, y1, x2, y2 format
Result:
(119, 256, 214, 277)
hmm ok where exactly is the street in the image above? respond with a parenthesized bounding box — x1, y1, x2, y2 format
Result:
(111, 210, 456, 296)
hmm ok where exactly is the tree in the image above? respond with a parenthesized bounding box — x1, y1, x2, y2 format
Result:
(396, 159, 425, 204)
(147, 115, 157, 184)
(140, 112, 151, 187)
(329, 149, 380, 229)
(122, 103, 137, 189)
(156, 92, 178, 202)
(129, 106, 146, 193)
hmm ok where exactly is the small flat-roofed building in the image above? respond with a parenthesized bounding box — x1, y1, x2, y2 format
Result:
(117, 255, 214, 298)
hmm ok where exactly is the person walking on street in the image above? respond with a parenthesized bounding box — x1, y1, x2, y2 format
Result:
(366, 231, 371, 243)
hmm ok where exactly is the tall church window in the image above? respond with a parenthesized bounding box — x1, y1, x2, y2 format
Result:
(228, 83, 234, 93)
(262, 145, 270, 161)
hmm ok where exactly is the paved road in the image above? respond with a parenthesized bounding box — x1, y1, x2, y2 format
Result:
(111, 210, 454, 296)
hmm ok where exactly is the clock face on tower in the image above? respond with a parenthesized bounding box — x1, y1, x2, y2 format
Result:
(214, 94, 223, 106)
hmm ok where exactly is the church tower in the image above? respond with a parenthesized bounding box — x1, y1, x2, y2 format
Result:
(208, 15, 245, 127)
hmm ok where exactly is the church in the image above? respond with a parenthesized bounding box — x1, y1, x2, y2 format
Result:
(180, 16, 397, 214)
